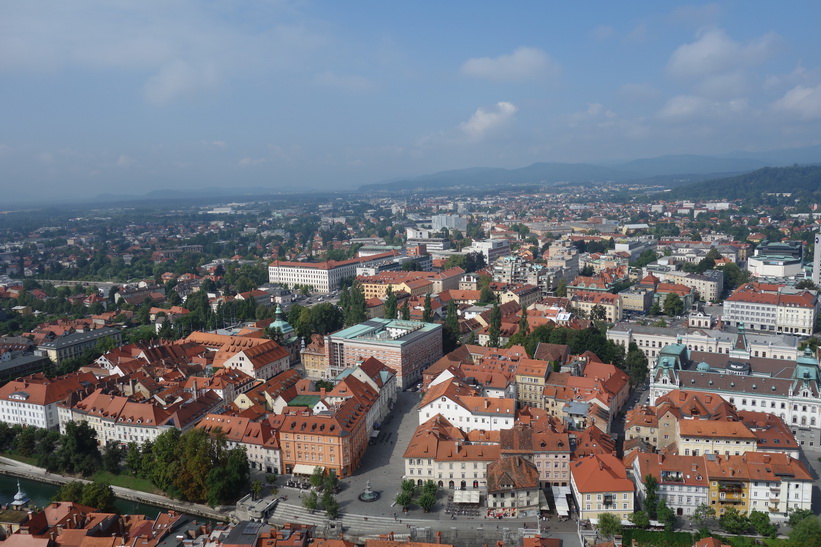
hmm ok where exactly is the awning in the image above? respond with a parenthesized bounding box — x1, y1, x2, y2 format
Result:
(551, 486, 571, 516)
(292, 464, 323, 475)
(452, 490, 481, 504)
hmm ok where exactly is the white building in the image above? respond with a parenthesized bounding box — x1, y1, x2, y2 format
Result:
(268, 251, 397, 293)
(650, 342, 821, 448)
(0, 372, 97, 430)
(418, 378, 515, 432)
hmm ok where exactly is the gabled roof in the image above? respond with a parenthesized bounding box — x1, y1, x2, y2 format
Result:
(571, 454, 633, 493)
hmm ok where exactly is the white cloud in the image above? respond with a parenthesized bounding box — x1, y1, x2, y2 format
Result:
(460, 47, 559, 81)
(211, 141, 226, 147)
(0, 2, 326, 105)
(37, 152, 54, 163)
(773, 85, 821, 120)
(115, 154, 135, 167)
(238, 157, 267, 167)
(657, 95, 749, 120)
(657, 95, 711, 119)
(314, 71, 374, 92)
(693, 70, 748, 98)
(143, 60, 219, 106)
(667, 28, 780, 80)
(460, 102, 518, 140)
(565, 103, 616, 128)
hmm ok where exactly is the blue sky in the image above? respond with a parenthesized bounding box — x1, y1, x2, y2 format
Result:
(2, 1, 821, 199)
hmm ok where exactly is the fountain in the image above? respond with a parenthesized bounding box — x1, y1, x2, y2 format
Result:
(358, 480, 380, 502)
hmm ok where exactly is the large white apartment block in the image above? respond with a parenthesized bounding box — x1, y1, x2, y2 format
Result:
(0, 372, 97, 430)
(268, 252, 397, 293)
(723, 283, 817, 335)
(608, 323, 800, 361)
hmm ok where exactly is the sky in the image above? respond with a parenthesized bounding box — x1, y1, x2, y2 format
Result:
(2, 1, 821, 200)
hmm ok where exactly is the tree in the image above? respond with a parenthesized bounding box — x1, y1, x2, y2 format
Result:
(417, 491, 436, 512)
(788, 508, 815, 527)
(384, 286, 397, 319)
(422, 293, 433, 323)
(632, 249, 659, 269)
(722, 263, 750, 292)
(663, 293, 684, 317)
(322, 490, 340, 519)
(555, 278, 567, 298)
(597, 512, 622, 539)
(488, 302, 502, 348)
(125, 442, 141, 476)
(422, 480, 437, 497)
(54, 481, 85, 503)
(719, 506, 750, 534)
(656, 499, 675, 532)
(303, 491, 319, 513)
(478, 286, 496, 305)
(796, 279, 818, 290)
(789, 514, 821, 545)
(629, 510, 650, 529)
(322, 469, 339, 494)
(315, 379, 334, 391)
(649, 301, 661, 316)
(691, 503, 715, 529)
(251, 480, 263, 501)
(102, 441, 124, 474)
(341, 283, 367, 326)
(309, 303, 345, 334)
(309, 466, 324, 488)
(643, 474, 658, 519)
(518, 307, 530, 337)
(395, 490, 413, 510)
(591, 304, 607, 321)
(81, 481, 116, 512)
(443, 299, 460, 353)
(625, 343, 649, 387)
(749, 510, 777, 538)
(400, 299, 410, 320)
(57, 421, 102, 476)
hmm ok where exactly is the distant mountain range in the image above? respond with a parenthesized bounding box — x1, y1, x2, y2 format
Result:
(358, 144, 821, 193)
(664, 164, 821, 204)
(72, 144, 821, 205)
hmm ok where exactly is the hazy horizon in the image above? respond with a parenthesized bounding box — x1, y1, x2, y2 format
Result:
(2, 1, 821, 200)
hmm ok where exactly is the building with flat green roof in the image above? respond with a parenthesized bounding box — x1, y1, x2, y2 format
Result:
(326, 318, 442, 389)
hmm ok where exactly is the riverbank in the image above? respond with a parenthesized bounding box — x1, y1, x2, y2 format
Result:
(0, 455, 229, 522)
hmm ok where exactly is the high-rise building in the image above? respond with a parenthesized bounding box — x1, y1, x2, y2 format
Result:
(813, 231, 821, 286)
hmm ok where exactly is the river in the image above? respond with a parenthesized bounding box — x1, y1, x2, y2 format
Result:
(0, 474, 173, 517)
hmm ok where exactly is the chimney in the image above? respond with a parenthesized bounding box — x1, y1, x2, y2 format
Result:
(436, 531, 442, 544)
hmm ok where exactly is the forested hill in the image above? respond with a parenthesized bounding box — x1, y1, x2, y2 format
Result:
(664, 165, 821, 204)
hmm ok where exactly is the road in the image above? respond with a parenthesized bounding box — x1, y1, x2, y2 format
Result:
(266, 390, 582, 545)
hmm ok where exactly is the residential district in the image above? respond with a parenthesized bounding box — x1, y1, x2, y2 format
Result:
(0, 187, 820, 547)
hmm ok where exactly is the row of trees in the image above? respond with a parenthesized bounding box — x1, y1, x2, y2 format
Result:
(0, 421, 116, 477)
(395, 479, 438, 513)
(124, 428, 249, 507)
(0, 421, 250, 507)
(302, 467, 340, 519)
(55, 481, 116, 513)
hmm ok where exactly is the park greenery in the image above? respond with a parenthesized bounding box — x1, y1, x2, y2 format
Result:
(302, 466, 340, 519)
(0, 420, 249, 507)
(394, 479, 438, 513)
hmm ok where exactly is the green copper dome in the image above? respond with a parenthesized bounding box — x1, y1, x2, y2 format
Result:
(268, 304, 294, 335)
